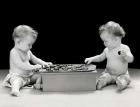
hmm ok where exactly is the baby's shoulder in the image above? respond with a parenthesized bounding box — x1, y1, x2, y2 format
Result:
(10, 48, 20, 56)
(104, 47, 108, 52)
(120, 44, 130, 50)
(10, 48, 16, 54)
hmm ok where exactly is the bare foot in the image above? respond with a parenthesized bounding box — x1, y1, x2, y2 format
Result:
(3, 81, 11, 88)
(117, 84, 127, 92)
(34, 84, 43, 90)
(11, 91, 20, 97)
(96, 80, 105, 90)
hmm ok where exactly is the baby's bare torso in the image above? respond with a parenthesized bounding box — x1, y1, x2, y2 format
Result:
(105, 45, 128, 75)
(10, 48, 33, 77)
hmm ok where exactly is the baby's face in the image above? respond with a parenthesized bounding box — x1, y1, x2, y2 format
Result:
(100, 31, 118, 50)
(18, 35, 36, 52)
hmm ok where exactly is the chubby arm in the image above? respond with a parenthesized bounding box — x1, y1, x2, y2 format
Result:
(121, 45, 134, 63)
(29, 51, 47, 65)
(85, 48, 107, 64)
(10, 50, 35, 71)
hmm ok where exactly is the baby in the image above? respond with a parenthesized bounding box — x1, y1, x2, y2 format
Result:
(3, 25, 52, 96)
(85, 21, 134, 91)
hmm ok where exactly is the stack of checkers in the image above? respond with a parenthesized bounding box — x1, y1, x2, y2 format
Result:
(39, 64, 96, 73)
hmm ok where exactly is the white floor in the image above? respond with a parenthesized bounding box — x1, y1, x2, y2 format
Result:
(0, 69, 140, 107)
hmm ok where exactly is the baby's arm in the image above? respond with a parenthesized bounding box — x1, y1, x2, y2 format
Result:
(10, 50, 35, 71)
(85, 48, 107, 64)
(29, 51, 51, 66)
(120, 45, 134, 63)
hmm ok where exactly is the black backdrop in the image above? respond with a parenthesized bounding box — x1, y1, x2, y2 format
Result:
(0, 2, 139, 69)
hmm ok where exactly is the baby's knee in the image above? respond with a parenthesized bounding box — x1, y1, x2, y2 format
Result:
(117, 75, 131, 84)
(10, 77, 23, 85)
(116, 76, 131, 91)
(98, 72, 112, 82)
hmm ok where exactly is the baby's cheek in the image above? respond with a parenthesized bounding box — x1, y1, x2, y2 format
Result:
(104, 43, 107, 47)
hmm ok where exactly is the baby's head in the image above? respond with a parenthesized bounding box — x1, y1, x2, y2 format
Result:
(99, 21, 125, 49)
(12, 25, 38, 52)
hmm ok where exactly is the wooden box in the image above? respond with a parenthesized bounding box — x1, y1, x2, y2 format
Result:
(41, 71, 97, 92)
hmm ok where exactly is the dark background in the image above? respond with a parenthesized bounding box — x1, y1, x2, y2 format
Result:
(0, 1, 139, 69)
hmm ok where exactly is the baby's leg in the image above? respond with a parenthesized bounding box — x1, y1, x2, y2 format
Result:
(30, 73, 42, 90)
(96, 72, 114, 90)
(10, 77, 24, 97)
(116, 74, 131, 91)
(3, 74, 11, 87)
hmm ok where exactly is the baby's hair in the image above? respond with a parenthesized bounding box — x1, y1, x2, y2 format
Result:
(99, 21, 125, 38)
(12, 25, 38, 40)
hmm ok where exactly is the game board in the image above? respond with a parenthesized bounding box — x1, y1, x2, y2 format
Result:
(39, 64, 96, 73)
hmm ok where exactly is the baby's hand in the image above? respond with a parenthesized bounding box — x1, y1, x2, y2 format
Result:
(118, 50, 127, 58)
(85, 58, 92, 64)
(43, 62, 53, 68)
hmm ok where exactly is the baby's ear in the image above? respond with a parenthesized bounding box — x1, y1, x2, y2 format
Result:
(15, 38, 21, 44)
